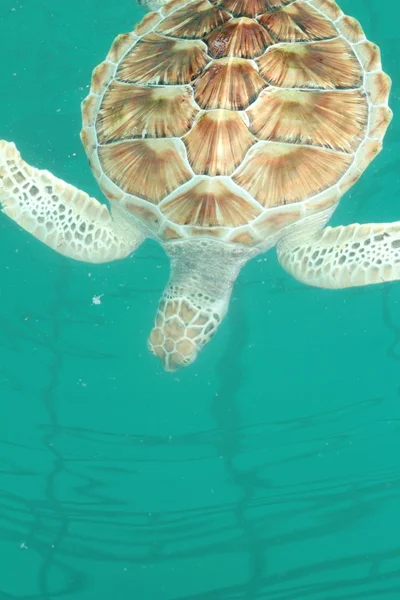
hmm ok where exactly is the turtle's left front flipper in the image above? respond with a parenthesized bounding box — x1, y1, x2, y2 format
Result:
(0, 141, 143, 263)
(277, 222, 400, 289)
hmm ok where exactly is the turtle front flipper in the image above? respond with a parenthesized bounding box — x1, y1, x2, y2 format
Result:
(277, 221, 400, 289)
(0, 141, 143, 263)
(149, 240, 247, 371)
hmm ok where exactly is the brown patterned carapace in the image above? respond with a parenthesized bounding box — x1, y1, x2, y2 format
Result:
(90, 0, 379, 242)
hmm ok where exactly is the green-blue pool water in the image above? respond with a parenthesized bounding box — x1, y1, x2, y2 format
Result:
(1, 0, 400, 598)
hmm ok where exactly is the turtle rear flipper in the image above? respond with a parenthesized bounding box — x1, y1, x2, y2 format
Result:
(278, 221, 400, 288)
(0, 141, 143, 263)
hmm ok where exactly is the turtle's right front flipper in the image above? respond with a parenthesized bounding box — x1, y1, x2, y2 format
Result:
(277, 221, 400, 289)
(0, 141, 143, 263)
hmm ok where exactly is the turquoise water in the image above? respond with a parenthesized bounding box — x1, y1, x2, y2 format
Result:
(1, 0, 400, 598)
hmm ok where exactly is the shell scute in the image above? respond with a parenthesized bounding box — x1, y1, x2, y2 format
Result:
(97, 83, 198, 142)
(160, 178, 261, 226)
(81, 94, 100, 128)
(194, 57, 267, 110)
(98, 139, 192, 203)
(183, 110, 255, 175)
(257, 2, 338, 43)
(106, 33, 138, 64)
(161, 0, 189, 17)
(233, 142, 353, 208)
(355, 41, 382, 73)
(227, 229, 261, 246)
(125, 201, 161, 231)
(365, 71, 391, 105)
(133, 11, 163, 36)
(308, 0, 343, 21)
(368, 106, 393, 140)
(91, 61, 116, 95)
(336, 15, 364, 43)
(159, 224, 186, 241)
(356, 139, 383, 173)
(156, 0, 231, 38)
(98, 175, 124, 202)
(257, 39, 363, 89)
(253, 206, 303, 238)
(247, 88, 368, 153)
(116, 34, 209, 85)
(80, 127, 97, 156)
(304, 188, 340, 215)
(338, 168, 362, 195)
(210, 0, 296, 17)
(206, 17, 274, 59)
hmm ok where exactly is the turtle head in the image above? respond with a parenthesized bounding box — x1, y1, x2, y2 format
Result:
(136, 0, 169, 10)
(148, 297, 220, 372)
(148, 239, 244, 371)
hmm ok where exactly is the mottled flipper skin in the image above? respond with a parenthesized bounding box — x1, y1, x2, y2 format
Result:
(0, 141, 142, 263)
(278, 221, 400, 288)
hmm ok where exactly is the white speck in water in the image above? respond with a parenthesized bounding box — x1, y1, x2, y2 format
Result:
(92, 294, 104, 305)
(20, 542, 28, 550)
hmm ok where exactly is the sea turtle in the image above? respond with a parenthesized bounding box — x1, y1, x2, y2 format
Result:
(0, 0, 398, 372)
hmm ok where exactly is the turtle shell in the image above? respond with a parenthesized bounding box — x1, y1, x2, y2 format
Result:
(81, 0, 392, 247)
